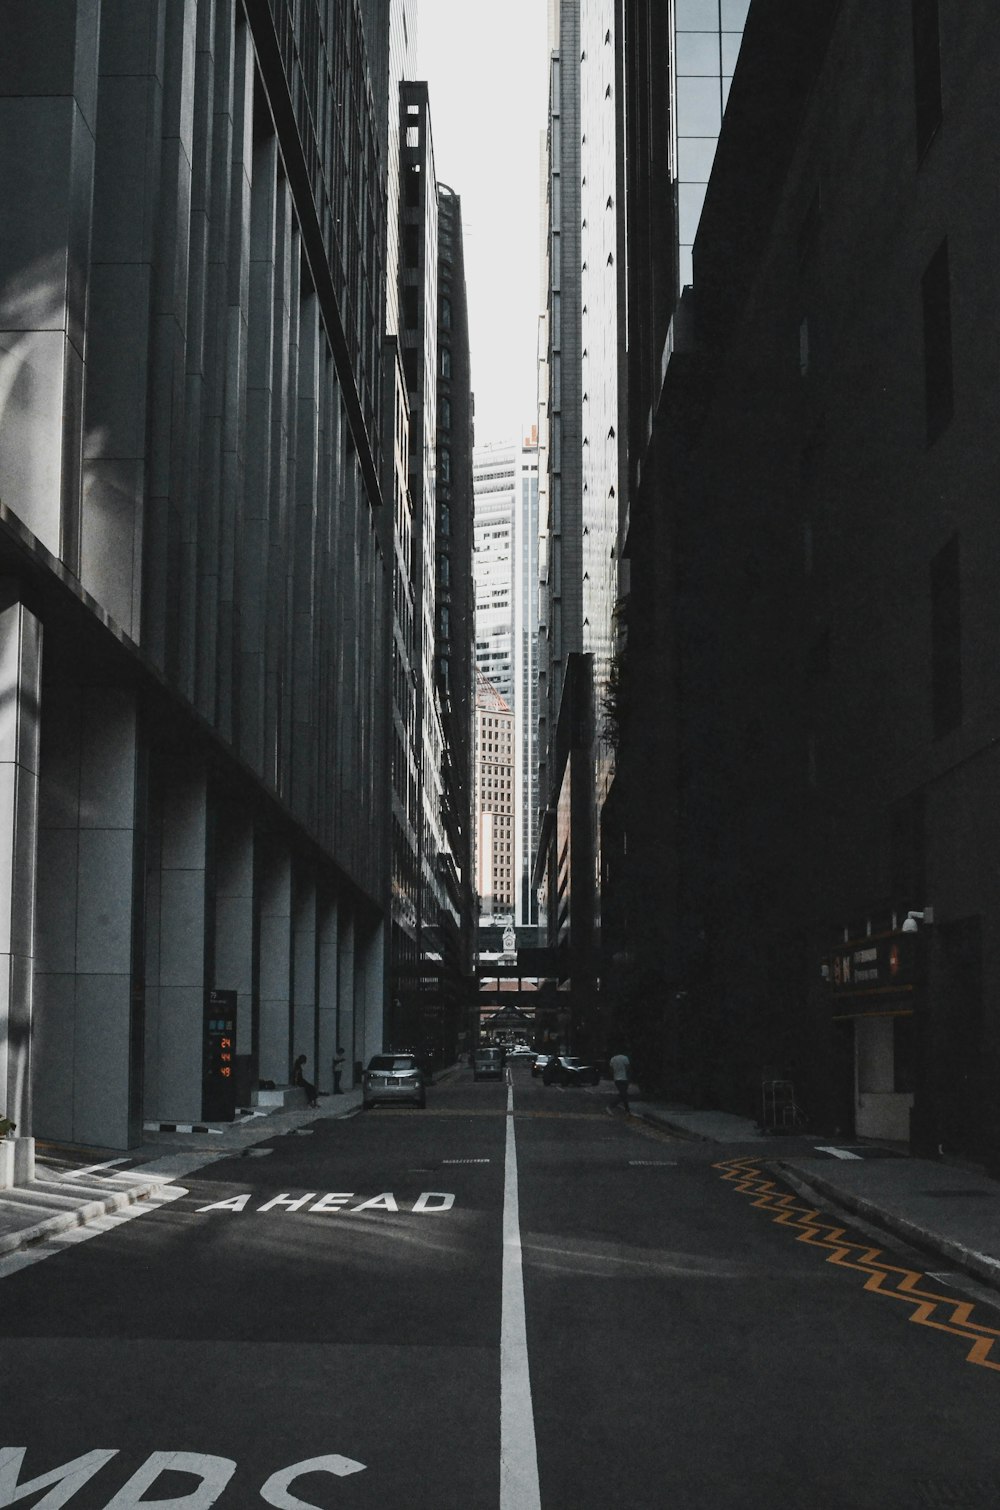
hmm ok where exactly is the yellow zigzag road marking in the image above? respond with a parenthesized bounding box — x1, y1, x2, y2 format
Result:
(714, 1156, 1000, 1374)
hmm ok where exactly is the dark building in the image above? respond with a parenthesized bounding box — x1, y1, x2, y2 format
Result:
(614, 0, 1000, 1161)
(435, 183, 477, 1054)
(0, 0, 393, 1175)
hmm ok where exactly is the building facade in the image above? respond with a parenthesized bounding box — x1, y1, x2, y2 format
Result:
(435, 182, 477, 1055)
(535, 0, 624, 1056)
(474, 673, 516, 923)
(473, 434, 540, 928)
(613, 0, 1000, 1165)
(0, 0, 393, 1176)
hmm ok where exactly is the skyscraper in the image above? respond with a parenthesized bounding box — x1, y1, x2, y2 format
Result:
(473, 434, 540, 929)
(536, 0, 623, 1053)
(0, 0, 392, 1170)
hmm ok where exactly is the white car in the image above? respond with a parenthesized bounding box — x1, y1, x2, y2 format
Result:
(362, 1054, 426, 1108)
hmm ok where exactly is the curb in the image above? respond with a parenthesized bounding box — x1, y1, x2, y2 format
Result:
(773, 1160, 1000, 1297)
(634, 1108, 709, 1141)
(0, 1177, 165, 1257)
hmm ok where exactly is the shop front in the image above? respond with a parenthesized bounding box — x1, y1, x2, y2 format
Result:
(827, 924, 919, 1143)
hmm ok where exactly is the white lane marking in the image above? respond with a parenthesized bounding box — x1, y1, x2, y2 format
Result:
(443, 1158, 490, 1164)
(63, 1157, 131, 1180)
(500, 1082, 541, 1510)
(628, 1160, 678, 1167)
(813, 1145, 864, 1160)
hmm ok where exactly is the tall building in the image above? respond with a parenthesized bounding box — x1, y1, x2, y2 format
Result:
(535, 0, 623, 1054)
(364, 0, 420, 1058)
(0, 0, 392, 1174)
(474, 674, 516, 922)
(513, 432, 541, 929)
(611, 0, 1000, 1170)
(597, 0, 751, 1077)
(473, 435, 540, 928)
(394, 80, 445, 1055)
(435, 183, 477, 1052)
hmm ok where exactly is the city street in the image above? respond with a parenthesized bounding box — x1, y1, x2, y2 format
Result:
(4, 1062, 1000, 1509)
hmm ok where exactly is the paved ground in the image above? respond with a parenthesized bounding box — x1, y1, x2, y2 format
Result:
(1, 1065, 999, 1507)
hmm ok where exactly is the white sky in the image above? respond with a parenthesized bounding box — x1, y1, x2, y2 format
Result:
(416, 1, 549, 448)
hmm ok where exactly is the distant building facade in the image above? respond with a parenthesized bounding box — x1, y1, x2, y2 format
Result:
(473, 434, 540, 927)
(475, 674, 516, 923)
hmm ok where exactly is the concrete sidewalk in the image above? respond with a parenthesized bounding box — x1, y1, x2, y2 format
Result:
(636, 1099, 1000, 1294)
(0, 1059, 467, 1259)
(0, 1089, 364, 1258)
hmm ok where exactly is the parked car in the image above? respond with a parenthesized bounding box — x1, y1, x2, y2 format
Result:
(362, 1053, 426, 1109)
(532, 1054, 554, 1078)
(542, 1055, 600, 1087)
(506, 1044, 534, 1059)
(472, 1046, 504, 1081)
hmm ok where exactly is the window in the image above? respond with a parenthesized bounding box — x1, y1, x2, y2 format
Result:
(930, 532, 961, 738)
(440, 347, 451, 379)
(912, 0, 942, 161)
(441, 296, 452, 330)
(921, 238, 953, 444)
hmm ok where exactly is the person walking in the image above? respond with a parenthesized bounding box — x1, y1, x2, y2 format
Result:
(608, 1050, 632, 1114)
(332, 1046, 346, 1094)
(292, 1054, 318, 1107)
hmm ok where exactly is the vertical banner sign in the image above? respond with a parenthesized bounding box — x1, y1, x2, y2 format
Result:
(203, 989, 239, 1121)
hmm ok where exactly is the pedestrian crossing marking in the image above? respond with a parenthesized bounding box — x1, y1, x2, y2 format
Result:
(714, 1157, 1000, 1374)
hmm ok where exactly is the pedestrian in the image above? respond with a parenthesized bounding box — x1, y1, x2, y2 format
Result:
(332, 1045, 346, 1094)
(608, 1049, 632, 1114)
(292, 1054, 318, 1107)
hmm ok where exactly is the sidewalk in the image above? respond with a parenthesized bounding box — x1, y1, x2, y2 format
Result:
(636, 1100, 1000, 1294)
(0, 1059, 467, 1259)
(0, 1088, 364, 1259)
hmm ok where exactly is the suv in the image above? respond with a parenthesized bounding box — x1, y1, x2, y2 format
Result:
(472, 1047, 504, 1081)
(362, 1054, 426, 1109)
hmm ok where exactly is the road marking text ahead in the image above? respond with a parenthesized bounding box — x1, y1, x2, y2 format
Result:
(195, 1191, 455, 1214)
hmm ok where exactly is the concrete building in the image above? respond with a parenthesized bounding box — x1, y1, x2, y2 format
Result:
(473, 433, 540, 928)
(0, 0, 394, 1176)
(435, 182, 477, 1054)
(613, 0, 1000, 1164)
(474, 673, 516, 923)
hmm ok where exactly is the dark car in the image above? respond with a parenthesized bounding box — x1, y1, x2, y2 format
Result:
(532, 1053, 554, 1078)
(542, 1055, 600, 1087)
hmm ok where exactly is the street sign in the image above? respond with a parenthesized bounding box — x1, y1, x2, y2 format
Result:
(203, 989, 238, 1121)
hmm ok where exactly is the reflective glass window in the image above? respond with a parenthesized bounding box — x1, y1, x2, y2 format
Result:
(721, 32, 743, 72)
(676, 31, 720, 73)
(676, 0, 718, 28)
(678, 135, 718, 182)
(677, 76, 722, 134)
(721, 0, 750, 25)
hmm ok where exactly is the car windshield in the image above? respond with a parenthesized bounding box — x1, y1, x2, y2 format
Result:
(476, 1049, 501, 1059)
(368, 1056, 416, 1072)
(562, 1058, 583, 1067)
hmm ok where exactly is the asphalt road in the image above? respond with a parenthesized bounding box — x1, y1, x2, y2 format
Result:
(3, 1062, 1000, 1508)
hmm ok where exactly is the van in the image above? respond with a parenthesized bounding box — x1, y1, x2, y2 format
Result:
(472, 1047, 504, 1081)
